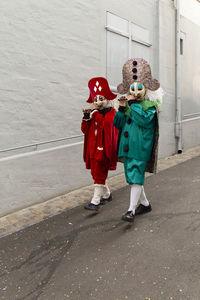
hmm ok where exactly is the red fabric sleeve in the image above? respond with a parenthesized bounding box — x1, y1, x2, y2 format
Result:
(81, 119, 91, 134)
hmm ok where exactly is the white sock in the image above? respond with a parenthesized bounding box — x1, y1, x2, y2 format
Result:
(128, 184, 142, 214)
(91, 184, 103, 205)
(139, 186, 149, 207)
(102, 184, 110, 199)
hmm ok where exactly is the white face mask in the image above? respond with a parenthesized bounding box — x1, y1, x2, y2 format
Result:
(129, 82, 146, 101)
(94, 95, 108, 109)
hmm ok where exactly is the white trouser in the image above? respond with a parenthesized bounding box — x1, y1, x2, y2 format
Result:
(140, 186, 149, 206)
(102, 184, 110, 199)
(91, 184, 104, 205)
(91, 184, 110, 205)
(128, 184, 149, 214)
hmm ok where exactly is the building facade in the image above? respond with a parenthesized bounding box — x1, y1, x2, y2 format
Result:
(0, 0, 200, 216)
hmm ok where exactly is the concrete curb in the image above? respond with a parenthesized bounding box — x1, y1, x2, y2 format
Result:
(1, 145, 200, 238)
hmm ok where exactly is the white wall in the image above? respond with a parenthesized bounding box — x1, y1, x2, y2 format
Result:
(180, 16, 200, 117)
(181, 0, 200, 26)
(180, 16, 200, 150)
(1, 0, 198, 216)
(0, 0, 160, 154)
(182, 118, 200, 151)
(157, 0, 176, 157)
(0, 0, 102, 152)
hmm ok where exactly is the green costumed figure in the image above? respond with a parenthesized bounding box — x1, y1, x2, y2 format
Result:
(114, 58, 163, 222)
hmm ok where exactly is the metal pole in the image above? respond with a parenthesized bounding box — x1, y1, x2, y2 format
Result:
(157, 0, 160, 80)
(175, 0, 182, 153)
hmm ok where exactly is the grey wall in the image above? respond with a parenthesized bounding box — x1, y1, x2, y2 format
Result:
(0, 0, 199, 217)
(0, 0, 100, 151)
(182, 118, 200, 151)
(180, 16, 200, 150)
(180, 16, 200, 118)
(0, 0, 162, 216)
(0, 0, 161, 154)
(158, 0, 176, 157)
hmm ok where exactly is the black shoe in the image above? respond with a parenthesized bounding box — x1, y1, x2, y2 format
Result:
(100, 193, 112, 205)
(84, 203, 100, 211)
(121, 211, 135, 222)
(135, 204, 152, 215)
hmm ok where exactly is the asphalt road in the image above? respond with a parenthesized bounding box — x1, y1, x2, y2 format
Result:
(0, 156, 200, 300)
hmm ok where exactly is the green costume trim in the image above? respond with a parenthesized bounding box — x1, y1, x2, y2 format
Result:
(125, 99, 161, 117)
(139, 99, 161, 111)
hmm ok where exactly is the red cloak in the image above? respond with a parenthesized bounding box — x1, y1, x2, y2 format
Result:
(81, 109, 118, 170)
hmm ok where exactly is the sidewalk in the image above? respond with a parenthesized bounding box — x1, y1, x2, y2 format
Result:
(0, 145, 200, 238)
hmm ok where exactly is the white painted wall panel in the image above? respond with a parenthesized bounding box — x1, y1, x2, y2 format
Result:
(180, 16, 200, 117)
(182, 118, 200, 150)
(0, 0, 101, 151)
(158, 0, 176, 156)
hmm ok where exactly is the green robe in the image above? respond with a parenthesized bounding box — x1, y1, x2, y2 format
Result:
(114, 103, 158, 184)
(114, 103, 156, 161)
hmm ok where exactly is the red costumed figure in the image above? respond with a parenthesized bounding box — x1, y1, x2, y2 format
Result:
(81, 77, 118, 211)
